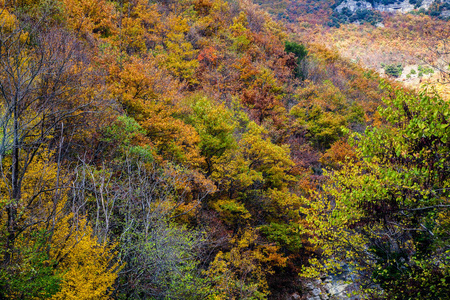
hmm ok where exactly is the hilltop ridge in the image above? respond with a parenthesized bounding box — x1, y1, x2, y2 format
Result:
(256, 0, 450, 25)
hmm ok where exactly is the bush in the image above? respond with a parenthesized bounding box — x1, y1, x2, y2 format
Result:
(384, 64, 403, 77)
(284, 41, 308, 80)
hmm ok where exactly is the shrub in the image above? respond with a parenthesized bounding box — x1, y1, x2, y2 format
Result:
(384, 64, 403, 77)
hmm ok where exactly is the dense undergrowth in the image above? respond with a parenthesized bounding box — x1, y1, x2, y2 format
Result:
(0, 0, 448, 299)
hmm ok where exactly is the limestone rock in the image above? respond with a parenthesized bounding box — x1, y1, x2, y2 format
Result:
(336, 0, 372, 13)
(336, 0, 444, 14)
(291, 292, 301, 300)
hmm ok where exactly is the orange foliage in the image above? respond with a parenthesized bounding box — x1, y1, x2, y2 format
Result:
(320, 139, 357, 169)
(62, 0, 117, 38)
(107, 55, 203, 165)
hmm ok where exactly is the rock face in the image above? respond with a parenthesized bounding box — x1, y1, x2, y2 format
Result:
(300, 263, 365, 300)
(302, 277, 360, 300)
(336, 0, 440, 14)
(336, 0, 373, 13)
(373, 0, 435, 13)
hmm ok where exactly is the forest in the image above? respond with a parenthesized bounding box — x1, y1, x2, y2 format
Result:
(0, 0, 448, 299)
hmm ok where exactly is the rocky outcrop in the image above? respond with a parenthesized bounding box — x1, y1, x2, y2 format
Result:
(336, 0, 440, 14)
(373, 0, 435, 13)
(336, 0, 373, 13)
(301, 278, 360, 300)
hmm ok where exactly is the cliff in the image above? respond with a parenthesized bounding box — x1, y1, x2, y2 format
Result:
(336, 0, 439, 14)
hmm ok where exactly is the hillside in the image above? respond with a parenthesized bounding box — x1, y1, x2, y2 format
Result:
(254, 0, 450, 90)
(0, 1, 448, 299)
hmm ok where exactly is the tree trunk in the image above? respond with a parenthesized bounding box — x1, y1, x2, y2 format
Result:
(3, 100, 20, 266)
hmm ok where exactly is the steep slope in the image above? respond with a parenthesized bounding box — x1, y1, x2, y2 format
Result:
(254, 0, 450, 90)
(256, 0, 450, 24)
(3, 1, 447, 300)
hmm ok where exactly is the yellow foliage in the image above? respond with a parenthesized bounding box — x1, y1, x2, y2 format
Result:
(300, 161, 384, 279)
(107, 55, 203, 165)
(193, 0, 230, 39)
(118, 0, 162, 53)
(240, 122, 295, 189)
(158, 14, 199, 83)
(62, 0, 117, 38)
(211, 148, 263, 189)
(264, 188, 303, 220)
(0, 151, 60, 228)
(0, 152, 120, 299)
(229, 11, 248, 37)
(0, 7, 18, 33)
(205, 229, 286, 299)
(51, 217, 121, 300)
(212, 198, 252, 226)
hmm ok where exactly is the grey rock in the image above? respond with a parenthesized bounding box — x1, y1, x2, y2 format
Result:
(311, 288, 321, 296)
(336, 0, 445, 14)
(336, 0, 372, 13)
(291, 292, 301, 300)
(306, 297, 321, 300)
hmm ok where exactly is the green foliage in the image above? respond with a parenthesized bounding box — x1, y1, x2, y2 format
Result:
(284, 41, 308, 61)
(284, 40, 308, 79)
(102, 115, 145, 146)
(303, 84, 450, 298)
(384, 63, 403, 77)
(128, 145, 154, 162)
(187, 95, 237, 174)
(291, 79, 360, 149)
(418, 64, 434, 75)
(260, 222, 303, 252)
(306, 105, 347, 148)
(118, 221, 210, 300)
(213, 198, 252, 227)
(102, 115, 153, 162)
(0, 231, 61, 299)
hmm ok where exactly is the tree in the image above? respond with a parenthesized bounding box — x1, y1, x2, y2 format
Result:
(303, 84, 450, 299)
(187, 95, 237, 175)
(107, 55, 203, 165)
(284, 40, 308, 80)
(50, 217, 121, 300)
(384, 63, 403, 78)
(241, 66, 285, 125)
(117, 0, 162, 54)
(289, 79, 364, 150)
(70, 156, 215, 299)
(116, 220, 210, 300)
(158, 14, 199, 84)
(0, 9, 98, 295)
(205, 229, 286, 300)
(62, 0, 117, 39)
(0, 151, 120, 299)
(0, 152, 64, 299)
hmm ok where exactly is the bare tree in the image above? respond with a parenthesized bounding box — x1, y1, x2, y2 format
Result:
(0, 14, 95, 280)
(69, 154, 214, 299)
(419, 28, 450, 83)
